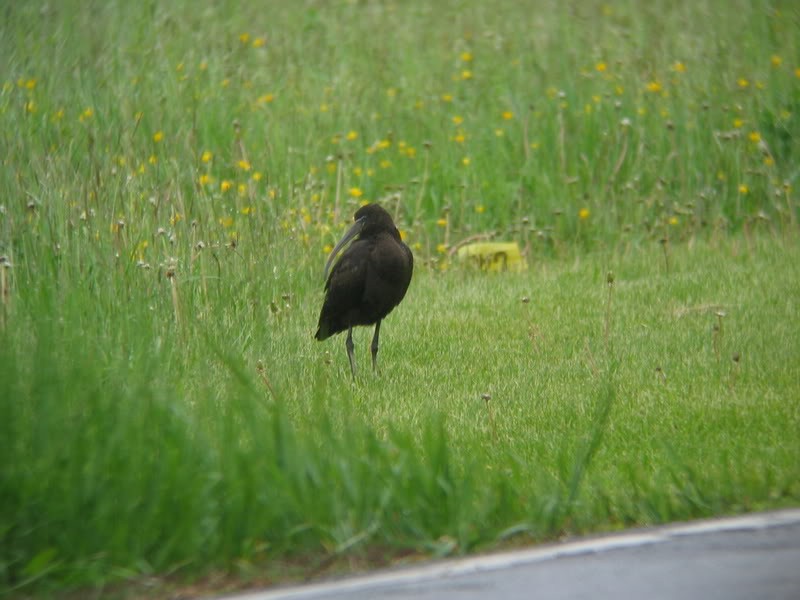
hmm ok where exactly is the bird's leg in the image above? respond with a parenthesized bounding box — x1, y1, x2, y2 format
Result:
(346, 325, 356, 379)
(371, 320, 381, 374)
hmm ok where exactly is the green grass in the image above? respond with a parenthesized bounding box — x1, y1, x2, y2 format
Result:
(1, 0, 800, 597)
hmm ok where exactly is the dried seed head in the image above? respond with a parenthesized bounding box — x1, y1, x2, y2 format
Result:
(732, 352, 741, 363)
(195, 240, 206, 250)
(0, 255, 11, 268)
(521, 296, 530, 304)
(607, 271, 615, 286)
(481, 393, 492, 402)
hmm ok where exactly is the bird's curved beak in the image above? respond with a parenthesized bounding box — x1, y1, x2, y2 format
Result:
(323, 216, 366, 280)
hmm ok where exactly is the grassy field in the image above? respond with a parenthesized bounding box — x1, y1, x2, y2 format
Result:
(2, 0, 799, 597)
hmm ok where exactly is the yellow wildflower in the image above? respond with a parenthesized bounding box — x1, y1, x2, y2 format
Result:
(201, 150, 213, 163)
(237, 159, 251, 171)
(673, 61, 687, 73)
(738, 184, 749, 194)
(346, 130, 358, 141)
(645, 81, 662, 93)
(748, 131, 761, 143)
(153, 131, 164, 143)
(595, 62, 607, 72)
(349, 187, 363, 198)
(460, 51, 473, 62)
(578, 208, 590, 220)
(770, 55, 781, 68)
(502, 110, 514, 120)
(221, 180, 233, 193)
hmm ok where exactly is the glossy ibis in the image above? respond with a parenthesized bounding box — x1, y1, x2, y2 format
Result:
(315, 204, 413, 377)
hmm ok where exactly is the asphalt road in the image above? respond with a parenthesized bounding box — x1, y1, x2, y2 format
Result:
(219, 509, 800, 600)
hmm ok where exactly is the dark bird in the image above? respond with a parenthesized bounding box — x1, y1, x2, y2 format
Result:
(315, 203, 413, 377)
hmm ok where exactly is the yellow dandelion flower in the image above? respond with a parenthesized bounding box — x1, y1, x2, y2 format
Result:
(748, 131, 761, 143)
(441, 93, 453, 102)
(219, 216, 234, 227)
(502, 110, 514, 120)
(795, 67, 800, 78)
(399, 229, 408, 241)
(595, 61, 607, 72)
(668, 216, 679, 226)
(221, 180, 233, 193)
(221, 78, 230, 88)
(170, 213, 183, 226)
(237, 159, 251, 171)
(764, 156, 775, 167)
(148, 154, 158, 165)
(737, 77, 749, 88)
(323, 244, 333, 254)
(494, 128, 504, 137)
(453, 132, 466, 144)
(770, 55, 782, 68)
(349, 187, 363, 198)
(153, 131, 164, 143)
(79, 107, 94, 122)
(578, 208, 590, 220)
(460, 51, 473, 62)
(257, 93, 274, 104)
(386, 88, 397, 98)
(346, 130, 358, 141)
(436, 243, 448, 254)
(452, 115, 464, 125)
(733, 118, 744, 129)
(25, 100, 37, 113)
(475, 205, 485, 214)
(239, 33, 250, 44)
(462, 157, 471, 166)
(199, 60, 208, 71)
(237, 183, 247, 196)
(198, 174, 212, 186)
(405, 146, 417, 158)
(241, 206, 253, 215)
(645, 81, 662, 93)
(201, 150, 213, 163)
(320, 103, 329, 112)
(673, 61, 687, 73)
(461, 69, 473, 80)
(380, 159, 391, 169)
(738, 184, 749, 194)
(436, 218, 448, 227)
(253, 37, 266, 48)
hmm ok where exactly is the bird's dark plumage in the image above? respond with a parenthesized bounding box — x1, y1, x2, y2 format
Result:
(315, 204, 413, 377)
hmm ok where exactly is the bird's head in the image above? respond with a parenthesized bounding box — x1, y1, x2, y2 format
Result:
(323, 204, 399, 280)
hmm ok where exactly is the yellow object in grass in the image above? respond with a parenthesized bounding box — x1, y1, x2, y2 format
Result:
(456, 242, 527, 272)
